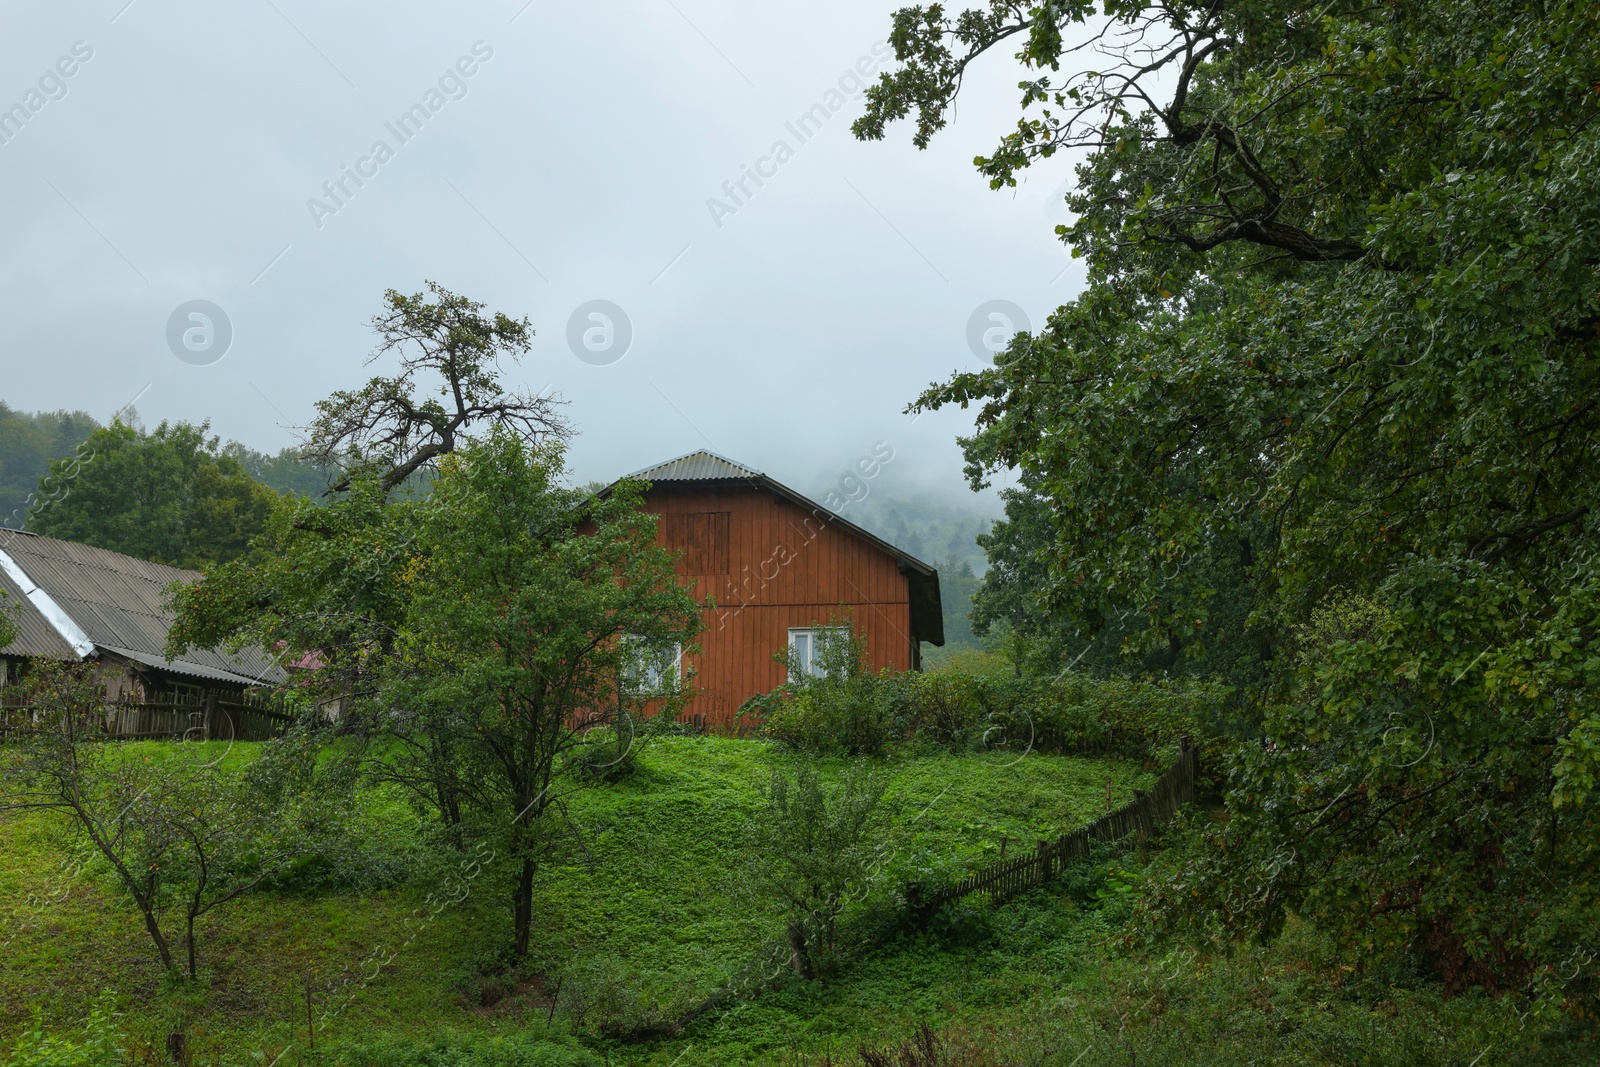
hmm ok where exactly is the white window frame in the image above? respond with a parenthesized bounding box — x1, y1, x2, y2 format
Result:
(787, 626, 849, 680)
(622, 636, 681, 697)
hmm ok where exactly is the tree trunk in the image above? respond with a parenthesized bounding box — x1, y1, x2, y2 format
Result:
(787, 919, 813, 980)
(186, 911, 198, 978)
(513, 856, 535, 959)
(137, 900, 176, 974)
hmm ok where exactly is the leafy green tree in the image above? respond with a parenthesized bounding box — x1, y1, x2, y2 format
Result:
(972, 471, 1269, 688)
(26, 421, 279, 569)
(860, 0, 1600, 1002)
(383, 433, 701, 958)
(171, 432, 702, 959)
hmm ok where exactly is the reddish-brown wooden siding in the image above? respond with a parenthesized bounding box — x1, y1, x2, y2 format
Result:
(644, 486, 915, 731)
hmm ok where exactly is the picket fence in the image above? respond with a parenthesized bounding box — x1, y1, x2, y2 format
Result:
(907, 736, 1200, 915)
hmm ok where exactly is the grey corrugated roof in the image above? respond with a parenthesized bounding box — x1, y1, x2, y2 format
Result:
(0, 530, 285, 686)
(0, 543, 80, 659)
(614, 451, 945, 646)
(627, 450, 764, 483)
(101, 645, 281, 686)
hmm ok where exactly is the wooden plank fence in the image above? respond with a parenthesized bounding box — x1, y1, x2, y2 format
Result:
(908, 736, 1199, 915)
(1, 691, 293, 743)
(105, 695, 293, 741)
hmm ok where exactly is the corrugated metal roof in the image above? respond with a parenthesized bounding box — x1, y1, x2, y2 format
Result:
(0, 540, 80, 659)
(627, 450, 764, 483)
(0, 530, 285, 686)
(101, 645, 281, 686)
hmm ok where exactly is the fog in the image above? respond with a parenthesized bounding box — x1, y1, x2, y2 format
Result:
(0, 0, 1088, 516)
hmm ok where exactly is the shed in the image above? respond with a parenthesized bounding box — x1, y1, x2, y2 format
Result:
(0, 529, 285, 699)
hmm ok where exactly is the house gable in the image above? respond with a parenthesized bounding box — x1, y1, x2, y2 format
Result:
(610, 451, 944, 730)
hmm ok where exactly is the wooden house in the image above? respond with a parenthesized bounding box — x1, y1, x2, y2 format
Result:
(0, 530, 287, 735)
(614, 451, 943, 731)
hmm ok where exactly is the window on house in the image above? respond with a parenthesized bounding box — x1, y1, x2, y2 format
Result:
(788, 627, 849, 680)
(664, 512, 730, 574)
(622, 637, 681, 696)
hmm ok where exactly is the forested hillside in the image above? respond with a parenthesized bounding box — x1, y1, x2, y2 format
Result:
(0, 403, 97, 526)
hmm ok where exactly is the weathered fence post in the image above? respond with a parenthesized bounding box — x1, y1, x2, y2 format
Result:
(1037, 839, 1049, 886)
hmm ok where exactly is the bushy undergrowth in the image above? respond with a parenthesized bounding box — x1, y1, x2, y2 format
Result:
(60, 1025, 611, 1067)
(665, 844, 1597, 1067)
(327, 1028, 599, 1067)
(743, 638, 1229, 766)
(4, 1000, 125, 1067)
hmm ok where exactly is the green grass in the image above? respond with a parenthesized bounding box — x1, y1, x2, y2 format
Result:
(0, 737, 1154, 1063)
(2, 736, 1593, 1065)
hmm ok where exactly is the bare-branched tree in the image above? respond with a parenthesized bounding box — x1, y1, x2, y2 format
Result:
(304, 281, 567, 493)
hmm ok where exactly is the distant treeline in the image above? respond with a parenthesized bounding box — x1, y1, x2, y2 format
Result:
(0, 403, 343, 571)
(0, 402, 336, 525)
(0, 403, 99, 526)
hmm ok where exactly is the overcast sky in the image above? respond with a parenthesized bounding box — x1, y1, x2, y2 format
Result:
(0, 0, 1084, 510)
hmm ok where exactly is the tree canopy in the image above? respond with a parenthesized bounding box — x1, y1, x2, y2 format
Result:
(972, 469, 1267, 686)
(860, 0, 1600, 1006)
(303, 282, 567, 494)
(26, 421, 280, 570)
(170, 431, 703, 959)
(220, 441, 340, 499)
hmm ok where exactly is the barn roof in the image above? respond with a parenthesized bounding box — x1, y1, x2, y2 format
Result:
(0, 530, 286, 687)
(629, 451, 763, 483)
(616, 450, 945, 646)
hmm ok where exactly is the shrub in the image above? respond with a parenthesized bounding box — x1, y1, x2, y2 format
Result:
(553, 954, 677, 1039)
(740, 757, 888, 978)
(741, 627, 907, 756)
(1033, 673, 1230, 763)
(757, 675, 904, 756)
(900, 670, 985, 746)
(4, 1000, 126, 1067)
(742, 633, 1230, 765)
(444, 946, 520, 1009)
